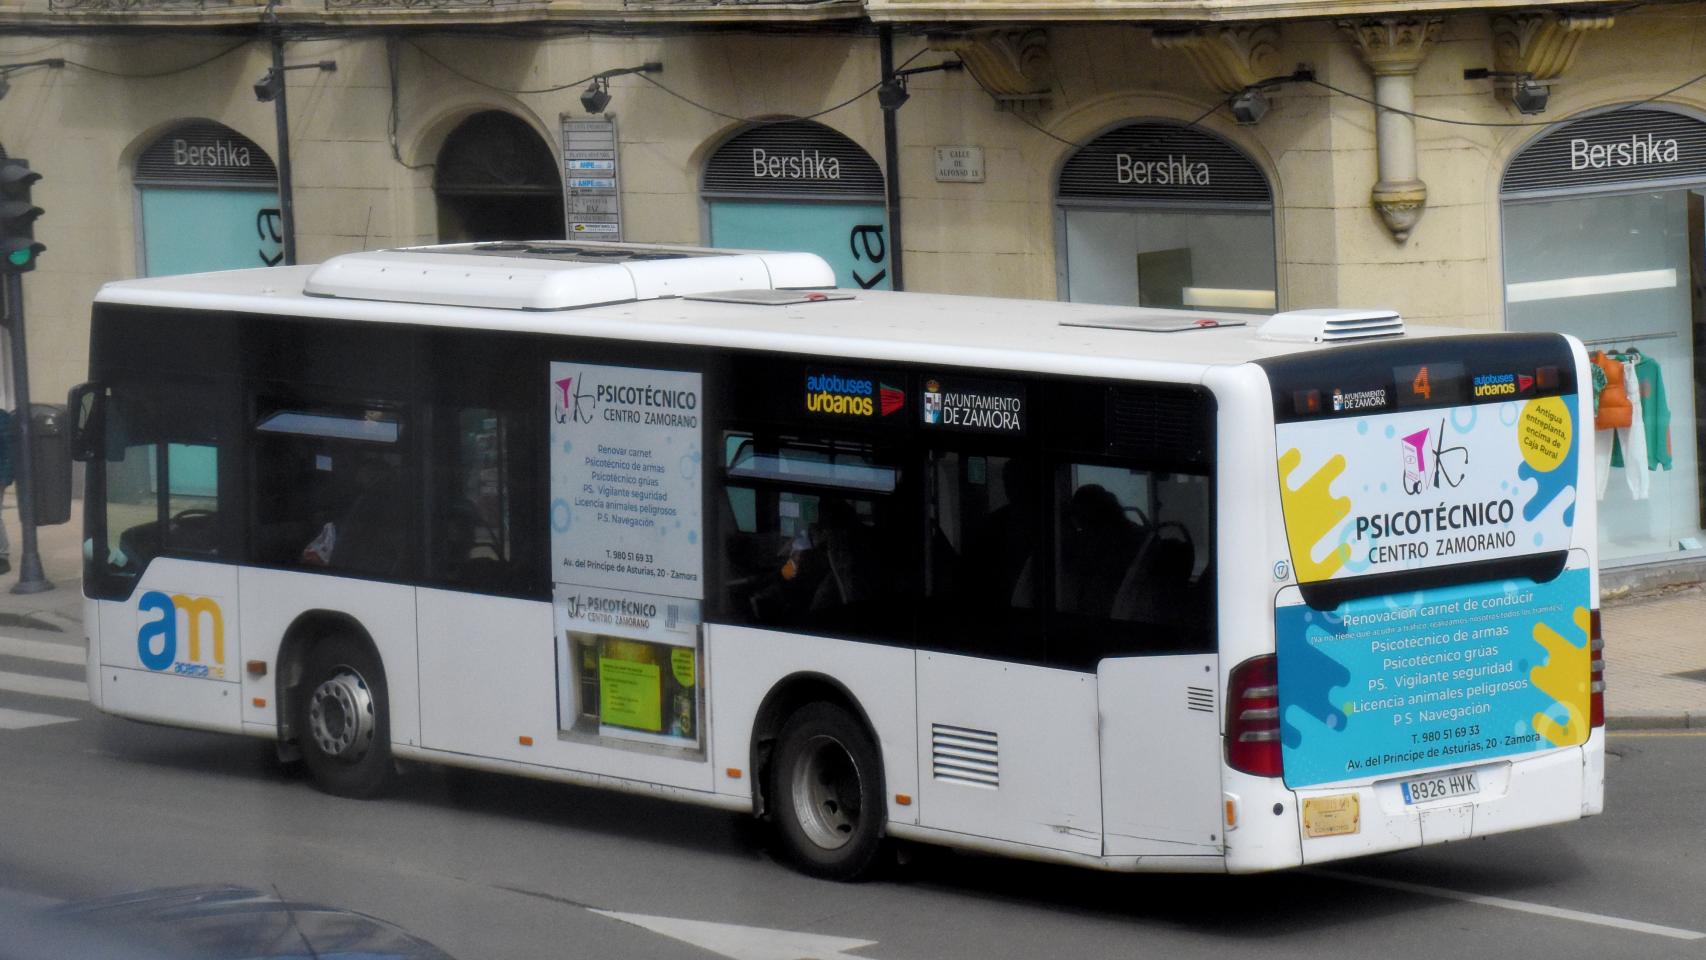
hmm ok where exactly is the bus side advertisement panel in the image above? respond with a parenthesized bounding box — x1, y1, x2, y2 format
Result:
(1275, 567, 1592, 788)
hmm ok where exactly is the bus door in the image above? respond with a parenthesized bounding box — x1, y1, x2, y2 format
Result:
(915, 448, 1104, 856)
(1058, 459, 1222, 857)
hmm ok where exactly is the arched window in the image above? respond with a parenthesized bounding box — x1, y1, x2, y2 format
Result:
(134, 121, 280, 276)
(703, 120, 890, 290)
(434, 111, 565, 242)
(1056, 121, 1275, 312)
(1501, 106, 1706, 564)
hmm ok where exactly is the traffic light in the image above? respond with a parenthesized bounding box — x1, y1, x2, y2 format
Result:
(0, 158, 44, 274)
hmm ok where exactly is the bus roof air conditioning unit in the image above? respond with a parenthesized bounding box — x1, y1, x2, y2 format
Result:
(1258, 308, 1405, 343)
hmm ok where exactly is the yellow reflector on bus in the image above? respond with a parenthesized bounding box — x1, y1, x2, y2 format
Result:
(1302, 795, 1361, 838)
(518, 736, 533, 747)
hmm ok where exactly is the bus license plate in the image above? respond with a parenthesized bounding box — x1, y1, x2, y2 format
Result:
(1401, 770, 1479, 804)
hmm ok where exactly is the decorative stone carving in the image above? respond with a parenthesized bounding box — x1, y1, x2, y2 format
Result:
(1492, 11, 1614, 80)
(1340, 17, 1442, 76)
(928, 29, 1052, 111)
(1371, 181, 1428, 243)
(1151, 26, 1283, 95)
(1341, 17, 1441, 243)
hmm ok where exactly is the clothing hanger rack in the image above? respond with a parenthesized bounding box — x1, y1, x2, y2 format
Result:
(1581, 331, 1678, 347)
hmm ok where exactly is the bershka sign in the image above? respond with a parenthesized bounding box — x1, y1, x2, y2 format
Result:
(1569, 133, 1682, 171)
(1115, 153, 1210, 186)
(752, 148, 841, 182)
(173, 139, 254, 170)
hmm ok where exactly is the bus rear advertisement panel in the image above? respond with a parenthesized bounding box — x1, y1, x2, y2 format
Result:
(1272, 352, 1591, 790)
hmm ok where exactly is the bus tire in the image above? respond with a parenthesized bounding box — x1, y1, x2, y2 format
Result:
(299, 635, 393, 799)
(769, 702, 885, 881)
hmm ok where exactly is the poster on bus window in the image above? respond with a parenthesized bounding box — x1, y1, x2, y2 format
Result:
(548, 362, 704, 599)
(1275, 566, 1592, 788)
(1274, 395, 1580, 584)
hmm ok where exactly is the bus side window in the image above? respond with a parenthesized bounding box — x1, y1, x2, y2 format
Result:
(252, 404, 408, 578)
(428, 406, 517, 587)
(923, 451, 1042, 660)
(93, 384, 226, 585)
(717, 431, 906, 642)
(1053, 462, 1213, 658)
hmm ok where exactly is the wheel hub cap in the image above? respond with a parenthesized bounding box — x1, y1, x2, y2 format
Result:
(790, 734, 862, 850)
(307, 668, 376, 762)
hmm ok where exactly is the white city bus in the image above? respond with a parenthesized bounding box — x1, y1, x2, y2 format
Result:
(73, 242, 1604, 879)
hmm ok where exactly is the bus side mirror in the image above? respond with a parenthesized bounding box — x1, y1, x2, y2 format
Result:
(68, 382, 102, 463)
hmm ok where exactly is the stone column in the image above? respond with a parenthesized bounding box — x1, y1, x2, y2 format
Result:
(1340, 18, 1442, 243)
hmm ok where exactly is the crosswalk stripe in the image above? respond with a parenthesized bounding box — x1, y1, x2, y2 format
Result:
(0, 635, 84, 666)
(0, 706, 76, 729)
(0, 671, 88, 702)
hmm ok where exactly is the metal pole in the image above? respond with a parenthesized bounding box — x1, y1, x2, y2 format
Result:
(879, 26, 904, 292)
(270, 29, 298, 266)
(5, 272, 51, 593)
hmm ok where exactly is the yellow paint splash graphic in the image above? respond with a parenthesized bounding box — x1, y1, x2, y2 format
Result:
(1277, 447, 1351, 582)
(1530, 606, 1592, 747)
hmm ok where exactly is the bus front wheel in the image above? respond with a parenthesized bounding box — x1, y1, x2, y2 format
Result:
(769, 702, 885, 881)
(299, 635, 393, 799)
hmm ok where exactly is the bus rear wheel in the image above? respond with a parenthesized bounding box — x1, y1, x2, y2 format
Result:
(299, 636, 393, 799)
(769, 702, 885, 881)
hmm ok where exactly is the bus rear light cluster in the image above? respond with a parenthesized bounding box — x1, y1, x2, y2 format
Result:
(1227, 655, 1283, 777)
(1589, 608, 1605, 728)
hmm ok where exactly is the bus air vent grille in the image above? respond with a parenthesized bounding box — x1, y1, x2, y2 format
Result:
(1187, 686, 1216, 713)
(1107, 388, 1213, 466)
(1259, 308, 1404, 344)
(932, 723, 1000, 789)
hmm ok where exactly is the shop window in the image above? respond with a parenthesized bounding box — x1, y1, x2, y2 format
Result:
(1057, 121, 1275, 312)
(1502, 106, 1706, 563)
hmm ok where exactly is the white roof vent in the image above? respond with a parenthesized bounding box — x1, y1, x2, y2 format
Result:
(1259, 308, 1405, 343)
(302, 243, 836, 311)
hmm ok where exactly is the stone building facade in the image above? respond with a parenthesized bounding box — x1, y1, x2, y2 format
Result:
(2, 0, 1705, 571)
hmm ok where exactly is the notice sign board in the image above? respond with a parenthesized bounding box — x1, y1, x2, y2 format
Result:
(562, 117, 622, 238)
(934, 146, 985, 183)
(549, 361, 704, 749)
(549, 361, 704, 595)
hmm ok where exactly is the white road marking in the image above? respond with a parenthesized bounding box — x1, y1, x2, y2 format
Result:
(1314, 870, 1706, 941)
(0, 635, 84, 666)
(593, 910, 881, 960)
(0, 671, 88, 702)
(0, 706, 76, 729)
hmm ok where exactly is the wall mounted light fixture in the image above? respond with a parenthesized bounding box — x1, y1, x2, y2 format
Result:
(580, 62, 663, 115)
(1464, 67, 1549, 115)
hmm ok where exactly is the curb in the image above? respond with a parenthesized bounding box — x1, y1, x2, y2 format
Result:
(1605, 711, 1701, 731)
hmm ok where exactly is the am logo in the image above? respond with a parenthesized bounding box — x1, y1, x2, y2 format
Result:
(136, 591, 226, 679)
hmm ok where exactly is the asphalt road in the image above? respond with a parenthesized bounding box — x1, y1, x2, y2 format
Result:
(3, 628, 1703, 960)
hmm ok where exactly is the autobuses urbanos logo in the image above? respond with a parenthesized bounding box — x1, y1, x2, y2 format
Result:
(136, 591, 227, 679)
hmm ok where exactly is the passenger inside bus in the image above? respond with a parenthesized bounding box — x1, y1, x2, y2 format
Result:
(1057, 483, 1148, 618)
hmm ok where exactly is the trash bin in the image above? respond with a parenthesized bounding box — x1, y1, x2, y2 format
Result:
(27, 402, 71, 526)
